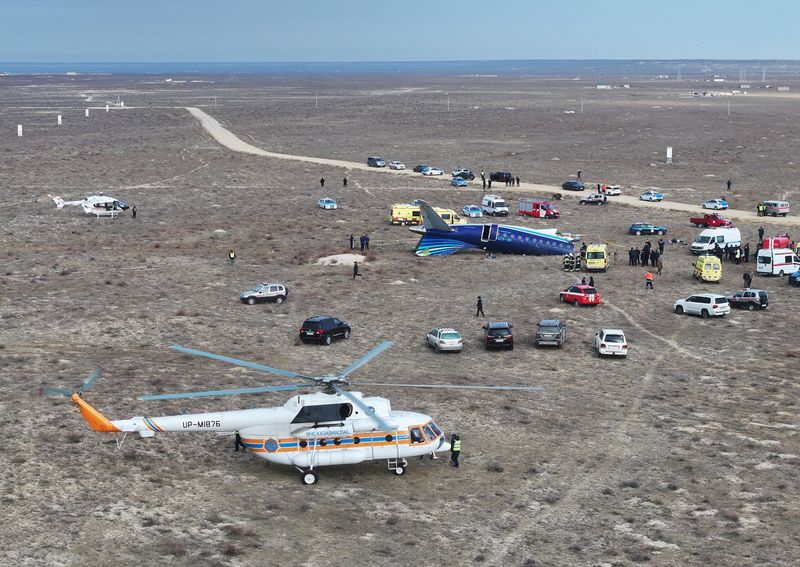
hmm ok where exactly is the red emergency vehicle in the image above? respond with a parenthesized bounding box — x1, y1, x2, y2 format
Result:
(519, 198, 559, 219)
(763, 235, 790, 249)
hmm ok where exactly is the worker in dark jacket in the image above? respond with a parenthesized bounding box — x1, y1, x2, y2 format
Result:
(450, 434, 461, 467)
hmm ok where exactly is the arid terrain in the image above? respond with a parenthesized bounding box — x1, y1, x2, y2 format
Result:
(1, 73, 799, 567)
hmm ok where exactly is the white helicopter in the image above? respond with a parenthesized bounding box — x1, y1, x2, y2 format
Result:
(45, 342, 542, 485)
(49, 193, 129, 218)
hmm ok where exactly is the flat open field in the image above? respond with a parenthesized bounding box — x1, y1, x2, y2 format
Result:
(1, 74, 799, 567)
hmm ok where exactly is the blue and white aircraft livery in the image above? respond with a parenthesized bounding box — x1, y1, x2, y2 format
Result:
(410, 200, 574, 257)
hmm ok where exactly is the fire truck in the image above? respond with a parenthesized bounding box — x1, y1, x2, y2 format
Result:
(518, 198, 559, 219)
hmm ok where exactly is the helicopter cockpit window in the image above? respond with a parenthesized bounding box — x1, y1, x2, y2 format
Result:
(429, 421, 442, 437)
(410, 427, 424, 444)
(423, 425, 436, 441)
(291, 403, 353, 424)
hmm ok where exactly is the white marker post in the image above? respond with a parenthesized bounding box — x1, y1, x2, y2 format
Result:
(120, 101, 124, 108)
(666, 147, 673, 164)
(17, 125, 22, 137)
(105, 104, 109, 112)
(57, 115, 62, 125)
(85, 108, 90, 117)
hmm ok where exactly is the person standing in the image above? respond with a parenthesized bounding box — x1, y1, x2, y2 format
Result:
(228, 249, 236, 264)
(319, 177, 325, 188)
(658, 238, 665, 255)
(734, 246, 741, 265)
(588, 276, 595, 287)
(482, 176, 486, 190)
(645, 270, 654, 290)
(727, 178, 732, 191)
(343, 177, 348, 188)
(353, 261, 362, 279)
(476, 296, 485, 317)
(364, 234, 370, 250)
(633, 247, 641, 266)
(359, 234, 366, 252)
(487, 179, 492, 189)
(743, 269, 753, 288)
(743, 242, 750, 263)
(656, 256, 664, 275)
(131, 205, 137, 219)
(628, 247, 635, 266)
(450, 434, 461, 467)
(234, 432, 246, 452)
(577, 170, 582, 180)
(349, 233, 355, 250)
(758, 225, 765, 242)
(515, 176, 520, 187)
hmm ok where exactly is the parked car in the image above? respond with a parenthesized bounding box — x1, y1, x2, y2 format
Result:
(317, 197, 337, 210)
(727, 289, 769, 311)
(462, 204, 483, 218)
(483, 321, 514, 350)
(412, 164, 430, 173)
(639, 190, 664, 202)
(560, 284, 601, 306)
(628, 222, 667, 236)
(451, 176, 469, 187)
(562, 180, 585, 191)
(421, 167, 444, 176)
(425, 327, 463, 353)
(535, 319, 566, 347)
(673, 293, 730, 318)
(490, 171, 514, 183)
(603, 185, 622, 196)
(702, 198, 729, 210)
(240, 282, 288, 305)
(299, 316, 351, 345)
(789, 271, 800, 286)
(367, 156, 386, 167)
(579, 193, 607, 205)
(595, 328, 628, 357)
(388, 160, 406, 170)
(452, 168, 476, 180)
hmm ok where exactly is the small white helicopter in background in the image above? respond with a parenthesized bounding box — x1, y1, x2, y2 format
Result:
(44, 342, 542, 485)
(49, 193, 129, 218)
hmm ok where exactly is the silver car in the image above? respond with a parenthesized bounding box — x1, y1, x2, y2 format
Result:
(240, 282, 288, 305)
(535, 319, 566, 347)
(425, 327, 463, 353)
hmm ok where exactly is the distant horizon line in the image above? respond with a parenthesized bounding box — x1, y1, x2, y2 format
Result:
(2, 58, 799, 64)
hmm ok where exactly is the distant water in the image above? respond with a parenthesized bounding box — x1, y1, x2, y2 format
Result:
(1, 60, 799, 77)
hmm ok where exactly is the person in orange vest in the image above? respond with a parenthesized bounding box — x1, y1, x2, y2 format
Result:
(645, 270, 654, 289)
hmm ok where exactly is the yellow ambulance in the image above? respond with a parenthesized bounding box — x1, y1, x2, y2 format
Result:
(693, 254, 722, 282)
(585, 243, 609, 272)
(388, 204, 465, 226)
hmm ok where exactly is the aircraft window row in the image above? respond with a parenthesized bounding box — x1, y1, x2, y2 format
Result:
(410, 422, 442, 444)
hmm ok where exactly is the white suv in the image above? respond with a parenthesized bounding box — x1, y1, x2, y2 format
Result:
(673, 293, 730, 318)
(425, 328, 463, 353)
(389, 160, 405, 170)
(240, 282, 288, 305)
(595, 328, 628, 356)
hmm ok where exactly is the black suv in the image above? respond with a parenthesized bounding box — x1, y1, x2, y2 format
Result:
(300, 316, 351, 345)
(490, 171, 513, 183)
(483, 321, 513, 350)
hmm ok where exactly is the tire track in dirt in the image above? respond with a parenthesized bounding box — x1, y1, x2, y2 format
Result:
(486, 321, 691, 565)
(184, 106, 800, 228)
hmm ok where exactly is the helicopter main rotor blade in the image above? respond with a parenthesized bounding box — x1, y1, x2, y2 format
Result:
(170, 345, 313, 381)
(336, 341, 393, 379)
(139, 383, 306, 401)
(332, 384, 393, 433)
(42, 386, 73, 398)
(351, 382, 544, 393)
(79, 368, 102, 394)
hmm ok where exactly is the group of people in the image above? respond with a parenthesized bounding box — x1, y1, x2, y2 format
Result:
(755, 203, 768, 216)
(712, 241, 750, 264)
(628, 239, 665, 274)
(348, 233, 370, 251)
(478, 170, 520, 190)
(562, 252, 582, 271)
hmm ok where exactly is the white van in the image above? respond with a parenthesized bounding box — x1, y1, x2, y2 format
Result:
(762, 200, 790, 217)
(756, 248, 800, 276)
(482, 194, 509, 216)
(690, 227, 741, 255)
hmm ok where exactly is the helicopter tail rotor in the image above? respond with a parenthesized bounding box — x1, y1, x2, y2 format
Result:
(41, 368, 102, 398)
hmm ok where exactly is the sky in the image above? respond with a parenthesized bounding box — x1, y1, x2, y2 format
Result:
(2, 0, 799, 62)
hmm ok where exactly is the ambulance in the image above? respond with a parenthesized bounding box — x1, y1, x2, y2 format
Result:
(388, 204, 465, 226)
(518, 198, 560, 219)
(756, 247, 800, 276)
(585, 243, 610, 272)
(761, 200, 790, 217)
(693, 254, 722, 282)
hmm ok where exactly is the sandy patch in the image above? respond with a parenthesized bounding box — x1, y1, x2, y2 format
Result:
(316, 253, 366, 266)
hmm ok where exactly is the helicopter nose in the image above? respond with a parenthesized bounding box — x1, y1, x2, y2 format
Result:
(438, 438, 451, 452)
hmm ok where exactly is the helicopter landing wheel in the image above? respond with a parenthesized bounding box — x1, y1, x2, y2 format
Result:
(393, 464, 407, 476)
(301, 469, 318, 485)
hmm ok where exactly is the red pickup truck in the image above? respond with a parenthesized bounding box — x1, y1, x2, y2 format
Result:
(690, 213, 732, 228)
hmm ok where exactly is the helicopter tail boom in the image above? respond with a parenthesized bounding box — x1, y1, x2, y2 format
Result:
(71, 394, 121, 433)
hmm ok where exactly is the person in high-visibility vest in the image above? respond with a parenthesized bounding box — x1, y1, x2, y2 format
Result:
(573, 254, 582, 272)
(563, 254, 572, 272)
(450, 434, 461, 467)
(645, 270, 654, 289)
(228, 249, 236, 264)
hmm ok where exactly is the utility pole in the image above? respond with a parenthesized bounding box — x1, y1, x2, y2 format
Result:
(315, 92, 318, 109)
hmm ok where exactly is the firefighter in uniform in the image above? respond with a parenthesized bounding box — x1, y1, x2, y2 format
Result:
(573, 252, 582, 271)
(563, 254, 572, 272)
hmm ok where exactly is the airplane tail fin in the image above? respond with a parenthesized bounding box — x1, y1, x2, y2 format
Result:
(70, 394, 121, 432)
(49, 194, 65, 209)
(418, 200, 453, 232)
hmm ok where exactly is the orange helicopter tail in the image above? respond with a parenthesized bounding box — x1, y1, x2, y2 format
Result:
(71, 394, 121, 433)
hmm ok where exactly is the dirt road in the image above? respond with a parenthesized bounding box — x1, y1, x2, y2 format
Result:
(186, 106, 799, 228)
